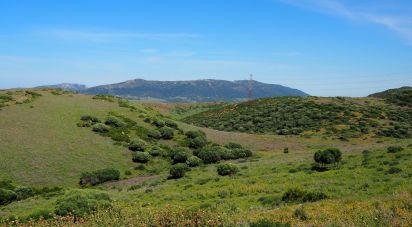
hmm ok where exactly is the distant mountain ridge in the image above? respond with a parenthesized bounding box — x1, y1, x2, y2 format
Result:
(83, 79, 308, 102)
(36, 83, 87, 91)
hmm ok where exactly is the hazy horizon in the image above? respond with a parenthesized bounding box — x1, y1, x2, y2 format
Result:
(1, 0, 412, 96)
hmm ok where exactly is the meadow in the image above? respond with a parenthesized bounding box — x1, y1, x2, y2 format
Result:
(0, 89, 411, 226)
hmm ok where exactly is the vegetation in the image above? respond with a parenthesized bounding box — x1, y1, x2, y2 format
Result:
(132, 152, 151, 163)
(1, 89, 412, 226)
(216, 163, 239, 176)
(183, 96, 412, 139)
(369, 86, 412, 107)
(54, 189, 112, 217)
(79, 168, 120, 186)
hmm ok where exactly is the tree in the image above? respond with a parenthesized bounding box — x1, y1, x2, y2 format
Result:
(314, 148, 342, 165)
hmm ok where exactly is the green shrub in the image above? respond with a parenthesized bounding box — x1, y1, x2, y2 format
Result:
(314, 148, 342, 165)
(80, 115, 100, 123)
(124, 170, 132, 175)
(188, 136, 207, 149)
(224, 142, 243, 149)
(153, 119, 165, 127)
(387, 146, 404, 153)
(79, 168, 120, 186)
(92, 123, 110, 133)
(217, 163, 239, 176)
(283, 148, 289, 154)
(14, 187, 35, 200)
(128, 138, 146, 152)
(281, 188, 327, 203)
(149, 147, 162, 156)
(231, 148, 253, 159)
(165, 119, 178, 129)
(197, 147, 222, 164)
(105, 116, 126, 127)
(169, 163, 189, 179)
(185, 130, 206, 139)
(387, 167, 402, 174)
(77, 121, 92, 127)
(147, 129, 162, 139)
(132, 152, 151, 163)
(160, 127, 174, 140)
(186, 156, 202, 167)
(0, 189, 17, 205)
(172, 151, 189, 164)
(54, 189, 112, 217)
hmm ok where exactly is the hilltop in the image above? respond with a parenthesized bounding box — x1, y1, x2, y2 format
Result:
(369, 86, 412, 107)
(81, 78, 308, 102)
(183, 96, 412, 139)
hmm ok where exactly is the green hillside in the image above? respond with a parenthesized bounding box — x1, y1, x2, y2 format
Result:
(183, 96, 412, 139)
(369, 86, 412, 107)
(0, 90, 411, 226)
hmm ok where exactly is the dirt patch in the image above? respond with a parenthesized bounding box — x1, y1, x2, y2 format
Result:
(104, 175, 161, 188)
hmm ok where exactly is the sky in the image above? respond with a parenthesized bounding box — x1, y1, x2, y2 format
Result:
(0, 0, 411, 96)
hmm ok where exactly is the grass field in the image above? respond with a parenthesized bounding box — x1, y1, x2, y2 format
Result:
(0, 90, 411, 226)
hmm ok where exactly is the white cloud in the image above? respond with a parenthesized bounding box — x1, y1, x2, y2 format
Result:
(279, 0, 412, 44)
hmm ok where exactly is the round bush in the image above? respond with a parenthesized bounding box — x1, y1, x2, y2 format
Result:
(188, 136, 207, 149)
(0, 189, 17, 205)
(314, 148, 342, 165)
(169, 163, 189, 179)
(128, 138, 146, 152)
(197, 147, 222, 164)
(15, 187, 36, 200)
(217, 163, 239, 176)
(172, 151, 189, 164)
(54, 189, 112, 217)
(387, 146, 404, 153)
(80, 115, 100, 123)
(231, 148, 253, 159)
(165, 119, 178, 129)
(186, 156, 202, 167)
(185, 130, 206, 139)
(160, 127, 174, 140)
(148, 147, 162, 156)
(147, 129, 162, 139)
(132, 152, 151, 163)
(92, 123, 110, 133)
(224, 142, 243, 149)
(104, 116, 126, 127)
(153, 119, 165, 127)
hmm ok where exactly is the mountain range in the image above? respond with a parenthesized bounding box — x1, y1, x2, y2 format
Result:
(37, 79, 309, 102)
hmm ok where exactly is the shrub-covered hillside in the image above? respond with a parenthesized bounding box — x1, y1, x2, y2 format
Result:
(369, 86, 412, 107)
(183, 96, 412, 139)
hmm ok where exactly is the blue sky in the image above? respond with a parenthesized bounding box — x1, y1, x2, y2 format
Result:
(1, 0, 411, 96)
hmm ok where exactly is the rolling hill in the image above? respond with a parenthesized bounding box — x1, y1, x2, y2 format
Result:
(369, 86, 412, 107)
(183, 96, 412, 139)
(0, 88, 411, 226)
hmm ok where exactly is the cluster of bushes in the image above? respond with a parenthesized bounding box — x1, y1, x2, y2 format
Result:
(55, 189, 112, 217)
(0, 180, 62, 206)
(196, 143, 252, 164)
(183, 96, 412, 138)
(0, 93, 13, 108)
(166, 132, 251, 179)
(312, 148, 342, 171)
(79, 168, 120, 186)
(258, 188, 328, 207)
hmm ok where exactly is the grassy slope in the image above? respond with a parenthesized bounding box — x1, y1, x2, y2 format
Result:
(1, 94, 411, 225)
(0, 90, 144, 186)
